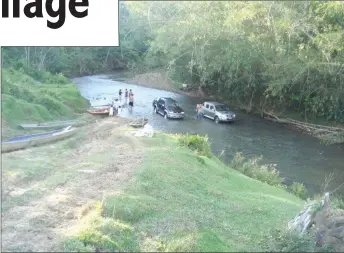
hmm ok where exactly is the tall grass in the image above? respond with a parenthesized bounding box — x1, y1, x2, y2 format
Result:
(178, 134, 212, 157)
(290, 182, 308, 200)
(230, 152, 284, 187)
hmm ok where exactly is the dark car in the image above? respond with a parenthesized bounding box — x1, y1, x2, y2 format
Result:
(152, 97, 185, 119)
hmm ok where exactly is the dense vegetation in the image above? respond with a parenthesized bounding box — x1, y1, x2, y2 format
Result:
(2, 1, 343, 124)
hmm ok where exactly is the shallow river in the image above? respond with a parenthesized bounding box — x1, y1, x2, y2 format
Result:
(73, 75, 344, 196)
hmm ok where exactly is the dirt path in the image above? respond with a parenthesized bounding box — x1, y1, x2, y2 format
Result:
(1, 117, 144, 252)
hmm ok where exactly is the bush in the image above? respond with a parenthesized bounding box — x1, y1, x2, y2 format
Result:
(178, 134, 212, 157)
(63, 237, 95, 252)
(264, 228, 333, 252)
(230, 153, 284, 187)
(332, 197, 344, 210)
(290, 182, 308, 200)
(230, 152, 246, 170)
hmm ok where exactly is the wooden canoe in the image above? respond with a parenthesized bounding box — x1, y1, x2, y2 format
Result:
(87, 107, 110, 115)
(2, 126, 76, 153)
(18, 120, 84, 130)
(129, 117, 149, 128)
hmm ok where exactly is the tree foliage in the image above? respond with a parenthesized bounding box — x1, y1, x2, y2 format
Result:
(139, 1, 344, 122)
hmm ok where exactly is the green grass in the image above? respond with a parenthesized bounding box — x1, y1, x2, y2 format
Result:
(65, 133, 304, 252)
(1, 68, 89, 138)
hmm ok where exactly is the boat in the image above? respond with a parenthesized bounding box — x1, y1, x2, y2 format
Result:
(1, 126, 76, 153)
(18, 120, 84, 130)
(129, 117, 149, 128)
(87, 107, 110, 115)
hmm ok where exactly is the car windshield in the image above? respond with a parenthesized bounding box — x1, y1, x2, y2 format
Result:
(215, 105, 229, 111)
(166, 99, 179, 107)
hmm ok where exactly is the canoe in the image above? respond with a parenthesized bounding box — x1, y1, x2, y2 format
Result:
(87, 107, 110, 115)
(18, 120, 83, 130)
(2, 126, 76, 153)
(129, 117, 148, 128)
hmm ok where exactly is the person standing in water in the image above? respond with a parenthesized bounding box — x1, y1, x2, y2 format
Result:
(119, 89, 123, 102)
(124, 88, 129, 106)
(196, 103, 203, 119)
(129, 89, 133, 96)
(129, 92, 134, 108)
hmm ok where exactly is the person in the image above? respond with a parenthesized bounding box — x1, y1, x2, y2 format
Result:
(124, 88, 129, 106)
(129, 89, 133, 96)
(109, 103, 114, 117)
(196, 103, 203, 119)
(112, 101, 117, 116)
(113, 98, 121, 115)
(129, 92, 134, 108)
(119, 89, 123, 101)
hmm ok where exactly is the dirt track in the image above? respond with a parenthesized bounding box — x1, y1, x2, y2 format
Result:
(1, 117, 143, 252)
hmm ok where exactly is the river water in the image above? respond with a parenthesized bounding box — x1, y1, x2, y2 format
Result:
(73, 75, 344, 196)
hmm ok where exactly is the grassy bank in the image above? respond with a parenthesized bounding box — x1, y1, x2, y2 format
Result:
(1, 68, 89, 138)
(63, 129, 305, 252)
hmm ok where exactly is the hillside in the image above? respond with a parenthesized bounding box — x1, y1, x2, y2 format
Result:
(1, 118, 307, 252)
(1, 68, 89, 138)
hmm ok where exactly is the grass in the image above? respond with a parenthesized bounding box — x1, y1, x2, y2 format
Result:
(64, 132, 305, 252)
(1, 68, 89, 138)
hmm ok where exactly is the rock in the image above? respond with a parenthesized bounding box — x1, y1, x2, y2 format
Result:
(65, 211, 75, 219)
(288, 198, 323, 233)
(289, 192, 344, 251)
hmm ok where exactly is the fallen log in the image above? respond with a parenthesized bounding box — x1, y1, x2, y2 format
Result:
(262, 111, 344, 142)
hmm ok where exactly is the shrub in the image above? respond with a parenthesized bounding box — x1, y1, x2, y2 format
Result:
(264, 228, 333, 252)
(63, 237, 95, 252)
(178, 134, 212, 157)
(230, 152, 245, 170)
(332, 197, 344, 210)
(290, 182, 308, 200)
(230, 153, 284, 187)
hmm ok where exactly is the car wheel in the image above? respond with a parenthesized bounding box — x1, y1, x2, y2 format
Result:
(154, 107, 158, 114)
(164, 113, 168, 119)
(214, 116, 220, 124)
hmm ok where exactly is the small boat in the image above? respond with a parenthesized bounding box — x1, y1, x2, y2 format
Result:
(129, 117, 149, 128)
(87, 107, 110, 115)
(1, 126, 76, 153)
(18, 120, 83, 130)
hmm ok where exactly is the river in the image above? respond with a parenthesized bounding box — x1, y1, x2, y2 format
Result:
(73, 75, 344, 197)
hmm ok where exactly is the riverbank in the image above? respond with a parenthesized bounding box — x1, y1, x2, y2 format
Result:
(1, 68, 89, 139)
(122, 71, 344, 144)
(2, 116, 309, 252)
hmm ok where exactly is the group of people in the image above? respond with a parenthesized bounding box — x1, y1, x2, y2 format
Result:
(108, 88, 135, 117)
(118, 88, 134, 107)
